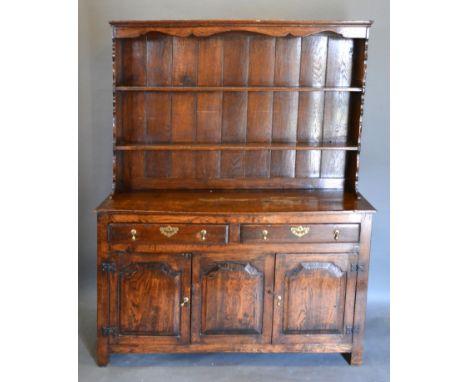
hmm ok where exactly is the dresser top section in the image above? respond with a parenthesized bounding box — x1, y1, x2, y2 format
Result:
(96, 190, 375, 215)
(110, 20, 372, 39)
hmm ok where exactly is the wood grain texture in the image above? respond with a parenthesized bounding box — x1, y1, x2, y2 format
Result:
(249, 36, 275, 86)
(195, 37, 223, 177)
(172, 37, 198, 86)
(320, 37, 354, 179)
(113, 29, 366, 189)
(144, 93, 172, 177)
(240, 224, 360, 243)
(221, 92, 247, 178)
(145, 93, 171, 141)
(96, 215, 110, 366)
(274, 37, 301, 86)
(100, 21, 375, 366)
(96, 189, 376, 215)
(171, 93, 196, 178)
(245, 92, 273, 178)
(116, 143, 358, 151)
(196, 93, 222, 179)
(272, 253, 357, 345)
(271, 92, 298, 177)
(198, 36, 223, 86)
(223, 33, 249, 86)
(109, 342, 353, 353)
(347, 213, 373, 365)
(146, 34, 172, 86)
(108, 223, 228, 244)
(116, 86, 362, 92)
(282, 261, 346, 334)
(191, 252, 274, 344)
(118, 93, 145, 143)
(108, 253, 191, 346)
(296, 34, 328, 178)
(118, 262, 181, 335)
(110, 20, 372, 39)
(201, 262, 263, 334)
(118, 37, 146, 86)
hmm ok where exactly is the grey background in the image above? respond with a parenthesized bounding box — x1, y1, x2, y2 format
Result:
(79, 0, 389, 378)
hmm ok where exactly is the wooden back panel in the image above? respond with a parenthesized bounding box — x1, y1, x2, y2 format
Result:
(111, 21, 371, 191)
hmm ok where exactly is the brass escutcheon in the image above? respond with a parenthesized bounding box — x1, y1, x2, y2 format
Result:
(290, 225, 310, 238)
(200, 229, 207, 241)
(130, 229, 137, 241)
(160, 225, 179, 238)
(333, 229, 340, 241)
(277, 295, 282, 306)
(180, 297, 189, 307)
(262, 229, 268, 240)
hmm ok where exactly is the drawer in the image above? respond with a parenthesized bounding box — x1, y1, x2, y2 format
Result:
(108, 223, 228, 244)
(240, 224, 360, 243)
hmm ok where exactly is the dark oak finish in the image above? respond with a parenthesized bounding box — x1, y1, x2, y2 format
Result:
(272, 253, 357, 345)
(108, 223, 228, 244)
(97, 20, 375, 366)
(240, 224, 360, 243)
(108, 253, 191, 346)
(191, 252, 274, 344)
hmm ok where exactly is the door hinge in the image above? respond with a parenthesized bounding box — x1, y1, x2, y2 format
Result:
(345, 325, 359, 335)
(101, 262, 116, 272)
(101, 327, 117, 336)
(351, 263, 365, 273)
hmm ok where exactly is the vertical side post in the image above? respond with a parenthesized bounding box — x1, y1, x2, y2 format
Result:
(344, 213, 373, 365)
(96, 213, 110, 366)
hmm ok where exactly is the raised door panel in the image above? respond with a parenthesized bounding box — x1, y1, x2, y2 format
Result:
(108, 253, 191, 345)
(191, 252, 274, 344)
(272, 253, 357, 345)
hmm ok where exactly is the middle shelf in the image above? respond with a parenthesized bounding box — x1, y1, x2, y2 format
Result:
(115, 86, 363, 92)
(114, 143, 359, 151)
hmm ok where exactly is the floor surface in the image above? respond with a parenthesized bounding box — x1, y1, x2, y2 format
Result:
(79, 287, 389, 381)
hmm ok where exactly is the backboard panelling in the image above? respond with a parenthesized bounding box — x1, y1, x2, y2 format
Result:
(246, 36, 275, 178)
(320, 37, 354, 178)
(114, 32, 362, 190)
(295, 35, 328, 178)
(196, 37, 223, 179)
(171, 93, 196, 178)
(146, 34, 172, 85)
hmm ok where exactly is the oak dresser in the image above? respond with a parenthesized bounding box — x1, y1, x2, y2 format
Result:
(95, 20, 375, 366)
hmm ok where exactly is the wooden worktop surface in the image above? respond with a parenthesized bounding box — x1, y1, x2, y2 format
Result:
(96, 190, 375, 215)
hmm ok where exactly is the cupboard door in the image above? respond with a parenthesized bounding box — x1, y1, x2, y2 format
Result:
(191, 252, 274, 344)
(108, 253, 191, 345)
(272, 253, 357, 345)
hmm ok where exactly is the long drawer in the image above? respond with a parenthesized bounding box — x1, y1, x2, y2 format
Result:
(108, 223, 228, 244)
(240, 224, 360, 243)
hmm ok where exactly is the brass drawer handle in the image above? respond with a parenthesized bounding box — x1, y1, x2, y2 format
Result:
(290, 225, 310, 238)
(334, 229, 340, 241)
(130, 229, 137, 241)
(160, 225, 179, 238)
(200, 229, 207, 241)
(180, 297, 189, 307)
(262, 229, 268, 241)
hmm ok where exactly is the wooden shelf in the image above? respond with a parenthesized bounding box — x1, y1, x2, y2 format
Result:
(114, 143, 359, 151)
(115, 86, 363, 93)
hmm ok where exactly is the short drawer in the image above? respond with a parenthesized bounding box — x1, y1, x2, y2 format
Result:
(108, 223, 228, 244)
(240, 224, 360, 243)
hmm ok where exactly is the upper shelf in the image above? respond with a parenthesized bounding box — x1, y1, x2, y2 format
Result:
(110, 20, 372, 39)
(115, 86, 363, 93)
(115, 143, 359, 151)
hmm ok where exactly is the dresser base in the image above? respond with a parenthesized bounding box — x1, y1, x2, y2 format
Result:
(96, 190, 374, 367)
(96, 345, 362, 367)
